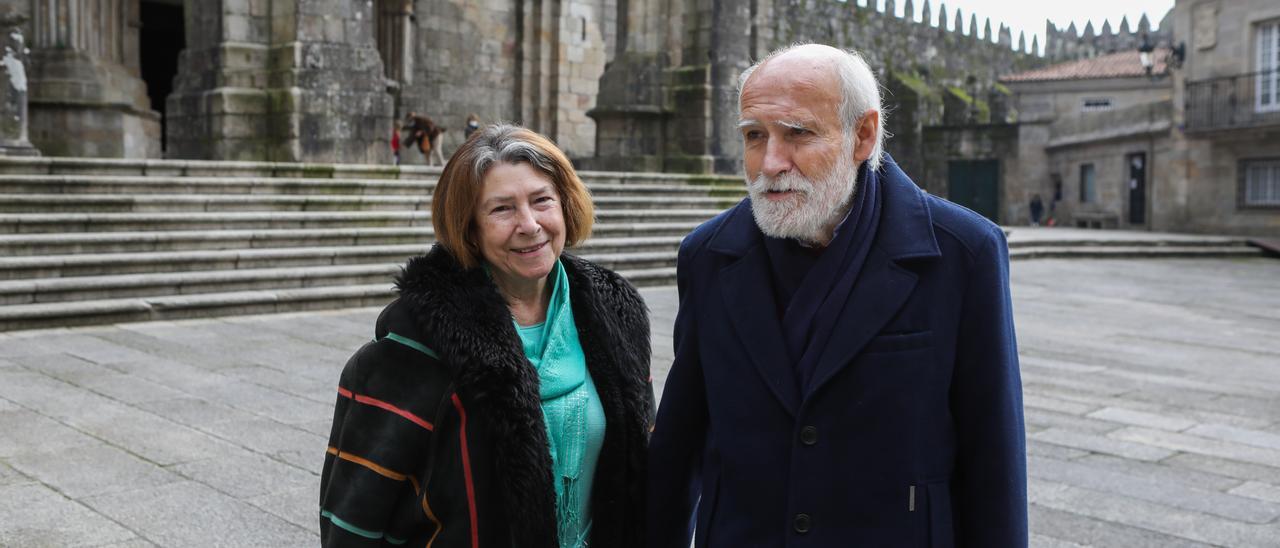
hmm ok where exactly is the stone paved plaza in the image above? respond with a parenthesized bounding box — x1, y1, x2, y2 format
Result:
(0, 258, 1278, 546)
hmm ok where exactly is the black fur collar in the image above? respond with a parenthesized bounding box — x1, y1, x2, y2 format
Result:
(392, 245, 650, 547)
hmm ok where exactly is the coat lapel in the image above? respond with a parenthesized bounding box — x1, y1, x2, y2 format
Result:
(804, 156, 942, 398)
(710, 204, 801, 416)
(805, 247, 919, 395)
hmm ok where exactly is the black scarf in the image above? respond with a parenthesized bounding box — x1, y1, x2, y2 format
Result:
(765, 162, 883, 391)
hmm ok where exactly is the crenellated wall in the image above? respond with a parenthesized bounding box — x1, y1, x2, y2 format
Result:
(589, 0, 1053, 175)
(1044, 10, 1174, 61)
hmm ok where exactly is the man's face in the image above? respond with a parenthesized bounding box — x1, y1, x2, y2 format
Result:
(739, 57, 858, 244)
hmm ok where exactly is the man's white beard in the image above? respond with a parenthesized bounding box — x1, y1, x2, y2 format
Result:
(746, 150, 860, 245)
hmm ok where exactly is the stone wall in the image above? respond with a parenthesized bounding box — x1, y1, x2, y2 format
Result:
(166, 0, 393, 163)
(1012, 78, 1171, 124)
(921, 123, 1019, 221)
(590, 0, 1050, 175)
(1044, 124, 1172, 230)
(15, 0, 160, 158)
(1166, 0, 1280, 236)
(394, 0, 616, 164)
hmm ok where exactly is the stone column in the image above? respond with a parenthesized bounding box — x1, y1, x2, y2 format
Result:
(665, 0, 750, 173)
(24, 0, 159, 158)
(167, 0, 393, 164)
(513, 0, 608, 159)
(0, 12, 40, 156)
(585, 0, 673, 172)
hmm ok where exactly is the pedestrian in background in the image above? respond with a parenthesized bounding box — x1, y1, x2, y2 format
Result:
(391, 124, 401, 166)
(465, 113, 482, 140)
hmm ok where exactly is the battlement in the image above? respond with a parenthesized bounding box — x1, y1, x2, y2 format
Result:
(1044, 9, 1174, 61)
(770, 0, 1047, 91)
(841, 0, 1039, 56)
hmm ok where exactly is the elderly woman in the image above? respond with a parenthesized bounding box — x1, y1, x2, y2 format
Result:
(320, 125, 653, 547)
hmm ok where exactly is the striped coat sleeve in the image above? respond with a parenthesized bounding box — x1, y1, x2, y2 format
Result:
(320, 335, 450, 546)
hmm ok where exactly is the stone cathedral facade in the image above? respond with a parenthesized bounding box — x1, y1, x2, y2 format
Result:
(0, 0, 1154, 173)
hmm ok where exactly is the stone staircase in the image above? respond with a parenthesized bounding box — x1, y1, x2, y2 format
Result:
(0, 158, 1266, 331)
(1004, 228, 1265, 260)
(0, 158, 743, 331)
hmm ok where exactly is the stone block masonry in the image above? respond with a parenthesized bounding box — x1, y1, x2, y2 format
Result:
(590, 0, 1053, 174)
(165, 0, 392, 164)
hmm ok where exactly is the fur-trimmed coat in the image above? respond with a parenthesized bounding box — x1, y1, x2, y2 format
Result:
(320, 247, 653, 547)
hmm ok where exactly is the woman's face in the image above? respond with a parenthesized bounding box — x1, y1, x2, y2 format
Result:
(472, 162, 566, 285)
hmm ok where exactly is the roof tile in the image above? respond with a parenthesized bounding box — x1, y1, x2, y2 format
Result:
(1001, 48, 1170, 83)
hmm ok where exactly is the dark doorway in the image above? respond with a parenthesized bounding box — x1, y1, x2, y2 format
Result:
(139, 1, 185, 153)
(948, 160, 1000, 223)
(1127, 152, 1147, 225)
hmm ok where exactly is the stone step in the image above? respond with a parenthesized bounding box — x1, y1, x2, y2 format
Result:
(0, 157, 741, 187)
(1008, 238, 1254, 249)
(0, 156, 431, 178)
(0, 285, 396, 331)
(0, 257, 680, 316)
(0, 193, 735, 213)
(0, 209, 724, 233)
(0, 251, 678, 306)
(0, 175, 745, 197)
(0, 224, 700, 255)
(1010, 245, 1264, 259)
(0, 265, 678, 331)
(0, 237, 686, 279)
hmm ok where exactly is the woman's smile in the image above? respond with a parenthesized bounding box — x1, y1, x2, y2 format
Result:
(512, 241, 549, 255)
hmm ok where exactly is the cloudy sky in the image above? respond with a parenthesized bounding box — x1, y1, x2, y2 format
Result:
(866, 0, 1176, 53)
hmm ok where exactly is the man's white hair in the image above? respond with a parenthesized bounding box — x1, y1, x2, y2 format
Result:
(737, 43, 886, 172)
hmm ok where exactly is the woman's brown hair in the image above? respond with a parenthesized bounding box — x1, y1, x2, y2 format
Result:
(431, 124, 595, 269)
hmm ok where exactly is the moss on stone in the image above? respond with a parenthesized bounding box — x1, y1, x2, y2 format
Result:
(946, 86, 973, 103)
(890, 71, 936, 98)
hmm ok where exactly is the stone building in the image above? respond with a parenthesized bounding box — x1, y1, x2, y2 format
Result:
(998, 49, 1174, 230)
(1172, 0, 1280, 235)
(0, 0, 620, 163)
(936, 0, 1280, 236)
(1, 0, 1061, 171)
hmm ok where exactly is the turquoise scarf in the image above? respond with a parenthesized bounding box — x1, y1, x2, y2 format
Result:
(511, 259, 601, 547)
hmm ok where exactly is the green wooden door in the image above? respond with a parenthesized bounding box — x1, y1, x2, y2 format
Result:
(948, 160, 1000, 223)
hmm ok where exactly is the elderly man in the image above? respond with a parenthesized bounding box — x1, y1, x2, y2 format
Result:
(648, 44, 1027, 546)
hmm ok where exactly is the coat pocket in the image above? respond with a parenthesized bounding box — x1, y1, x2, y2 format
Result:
(864, 330, 933, 354)
(925, 481, 955, 548)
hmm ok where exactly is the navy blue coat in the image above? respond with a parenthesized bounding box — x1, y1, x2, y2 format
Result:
(648, 156, 1027, 547)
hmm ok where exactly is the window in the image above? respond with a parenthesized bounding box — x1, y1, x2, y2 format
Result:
(1243, 159, 1280, 207)
(1079, 164, 1097, 203)
(1259, 20, 1280, 112)
(1082, 97, 1113, 112)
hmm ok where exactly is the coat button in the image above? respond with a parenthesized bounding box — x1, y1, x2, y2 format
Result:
(800, 425, 818, 446)
(793, 513, 812, 533)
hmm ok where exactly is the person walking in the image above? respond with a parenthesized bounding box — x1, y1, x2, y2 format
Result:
(322, 124, 653, 548)
(648, 43, 1027, 547)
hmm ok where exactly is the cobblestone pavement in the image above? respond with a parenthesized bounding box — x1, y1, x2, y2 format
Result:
(0, 258, 1278, 546)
